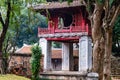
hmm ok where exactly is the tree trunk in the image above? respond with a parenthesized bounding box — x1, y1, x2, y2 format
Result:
(92, 3, 105, 80)
(0, 36, 6, 74)
(103, 29, 113, 80)
(0, 27, 9, 74)
(0, 0, 11, 74)
(0, 40, 2, 73)
(0, 24, 9, 74)
(2, 58, 8, 74)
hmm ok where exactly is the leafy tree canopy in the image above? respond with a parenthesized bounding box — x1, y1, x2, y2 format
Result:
(16, 13, 47, 48)
(0, 0, 47, 73)
(0, 0, 47, 48)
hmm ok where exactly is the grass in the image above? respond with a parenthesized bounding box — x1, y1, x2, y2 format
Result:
(0, 74, 30, 80)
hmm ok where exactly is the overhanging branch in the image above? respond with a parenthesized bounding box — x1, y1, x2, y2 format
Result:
(109, 5, 120, 27)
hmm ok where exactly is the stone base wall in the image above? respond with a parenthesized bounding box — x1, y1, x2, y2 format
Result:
(40, 71, 98, 80)
(111, 57, 120, 75)
(41, 75, 86, 80)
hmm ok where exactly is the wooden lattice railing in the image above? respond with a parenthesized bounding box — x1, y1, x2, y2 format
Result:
(38, 21, 91, 35)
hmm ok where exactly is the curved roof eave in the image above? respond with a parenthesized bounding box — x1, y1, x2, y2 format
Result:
(33, 0, 84, 10)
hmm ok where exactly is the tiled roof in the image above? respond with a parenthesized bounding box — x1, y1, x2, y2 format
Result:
(52, 49, 78, 59)
(15, 44, 32, 54)
(73, 49, 79, 57)
(52, 49, 62, 59)
(15, 45, 78, 58)
(33, 0, 83, 10)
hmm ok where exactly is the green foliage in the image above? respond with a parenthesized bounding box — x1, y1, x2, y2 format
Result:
(52, 42, 62, 48)
(86, 0, 94, 14)
(0, 0, 47, 48)
(112, 15, 120, 57)
(2, 26, 17, 73)
(0, 0, 46, 74)
(109, 0, 114, 7)
(2, 27, 16, 53)
(30, 44, 42, 80)
(15, 13, 47, 48)
(67, 0, 73, 3)
(96, 0, 104, 4)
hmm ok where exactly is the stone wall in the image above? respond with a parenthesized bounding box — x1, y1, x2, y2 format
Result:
(111, 56, 120, 75)
(9, 55, 44, 78)
(9, 55, 32, 77)
(40, 72, 99, 80)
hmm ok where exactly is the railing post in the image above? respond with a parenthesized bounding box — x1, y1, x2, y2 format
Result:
(81, 19, 85, 32)
(70, 26, 72, 32)
(86, 24, 89, 33)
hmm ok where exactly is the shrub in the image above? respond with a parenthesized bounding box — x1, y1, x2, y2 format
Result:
(30, 44, 42, 80)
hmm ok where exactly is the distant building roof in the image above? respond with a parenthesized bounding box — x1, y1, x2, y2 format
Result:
(52, 49, 78, 59)
(33, 0, 83, 10)
(14, 45, 78, 58)
(15, 44, 32, 54)
(52, 49, 62, 59)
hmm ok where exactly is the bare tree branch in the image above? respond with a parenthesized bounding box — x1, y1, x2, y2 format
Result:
(109, 5, 120, 27)
(0, 12, 5, 27)
(4, 36, 10, 54)
(8, 43, 16, 65)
